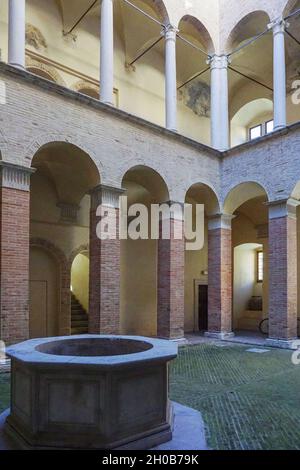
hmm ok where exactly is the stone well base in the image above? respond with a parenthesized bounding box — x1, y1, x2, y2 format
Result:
(0, 403, 207, 451)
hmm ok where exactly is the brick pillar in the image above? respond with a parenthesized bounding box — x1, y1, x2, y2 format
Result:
(267, 199, 299, 348)
(0, 162, 34, 345)
(157, 204, 185, 340)
(205, 214, 234, 340)
(89, 184, 124, 335)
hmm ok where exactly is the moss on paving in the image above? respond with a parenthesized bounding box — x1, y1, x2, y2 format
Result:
(170, 343, 300, 450)
(1, 343, 300, 449)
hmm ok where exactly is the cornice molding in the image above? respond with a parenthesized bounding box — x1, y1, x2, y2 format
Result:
(90, 184, 125, 210)
(0, 162, 35, 191)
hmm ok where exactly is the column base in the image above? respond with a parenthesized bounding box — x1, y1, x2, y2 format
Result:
(169, 337, 187, 344)
(273, 124, 286, 132)
(204, 331, 235, 340)
(100, 99, 114, 106)
(266, 338, 299, 350)
(157, 336, 186, 343)
(8, 63, 25, 70)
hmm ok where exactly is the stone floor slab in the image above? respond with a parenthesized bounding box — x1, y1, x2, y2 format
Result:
(0, 402, 207, 451)
(152, 402, 207, 450)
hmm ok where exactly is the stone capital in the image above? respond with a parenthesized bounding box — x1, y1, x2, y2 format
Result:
(89, 184, 125, 210)
(267, 198, 300, 220)
(268, 17, 288, 35)
(57, 202, 80, 223)
(162, 24, 178, 41)
(207, 54, 230, 70)
(159, 200, 185, 221)
(0, 162, 35, 191)
(208, 213, 235, 231)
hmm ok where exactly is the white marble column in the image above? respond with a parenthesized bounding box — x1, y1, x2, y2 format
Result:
(100, 0, 114, 105)
(270, 18, 287, 130)
(164, 25, 177, 132)
(8, 0, 26, 69)
(209, 55, 230, 151)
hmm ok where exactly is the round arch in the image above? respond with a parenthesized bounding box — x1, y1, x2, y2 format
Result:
(225, 10, 271, 53)
(185, 181, 221, 216)
(70, 250, 90, 323)
(25, 134, 101, 172)
(120, 164, 170, 338)
(69, 244, 89, 265)
(283, 0, 300, 17)
(184, 182, 220, 334)
(231, 97, 273, 122)
(231, 98, 273, 145)
(30, 141, 101, 206)
(26, 58, 66, 87)
(121, 164, 170, 203)
(72, 80, 99, 99)
(223, 181, 269, 215)
(178, 15, 215, 54)
(132, 0, 169, 24)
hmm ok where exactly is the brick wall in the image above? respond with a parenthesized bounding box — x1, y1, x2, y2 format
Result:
(0, 65, 220, 204)
(157, 218, 185, 339)
(269, 215, 298, 340)
(0, 187, 30, 344)
(89, 205, 120, 335)
(207, 227, 233, 334)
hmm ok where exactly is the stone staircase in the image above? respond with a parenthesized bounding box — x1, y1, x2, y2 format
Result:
(71, 293, 88, 335)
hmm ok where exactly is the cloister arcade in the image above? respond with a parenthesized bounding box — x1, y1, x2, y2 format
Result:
(14, 135, 298, 346)
(1, 0, 300, 349)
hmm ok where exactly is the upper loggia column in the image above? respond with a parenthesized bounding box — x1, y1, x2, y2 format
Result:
(209, 55, 230, 151)
(8, 0, 26, 69)
(270, 17, 287, 130)
(100, 0, 114, 105)
(164, 25, 178, 132)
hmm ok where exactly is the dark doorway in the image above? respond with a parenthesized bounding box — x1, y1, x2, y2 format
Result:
(198, 285, 208, 331)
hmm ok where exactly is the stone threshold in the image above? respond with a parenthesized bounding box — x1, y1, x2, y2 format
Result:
(184, 331, 300, 350)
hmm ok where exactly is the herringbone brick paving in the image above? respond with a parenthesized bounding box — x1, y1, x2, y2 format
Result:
(170, 343, 300, 450)
(1, 343, 300, 449)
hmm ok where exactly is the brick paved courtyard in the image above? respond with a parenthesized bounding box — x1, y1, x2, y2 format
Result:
(1, 342, 300, 450)
(170, 343, 300, 450)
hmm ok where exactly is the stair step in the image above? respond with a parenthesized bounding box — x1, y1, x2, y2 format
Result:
(71, 294, 88, 335)
(71, 321, 88, 328)
(71, 307, 86, 315)
(72, 315, 88, 321)
(72, 327, 89, 334)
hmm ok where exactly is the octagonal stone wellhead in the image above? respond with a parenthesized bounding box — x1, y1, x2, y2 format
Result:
(4, 335, 178, 450)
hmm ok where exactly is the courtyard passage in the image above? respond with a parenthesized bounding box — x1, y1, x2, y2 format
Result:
(1, 341, 300, 450)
